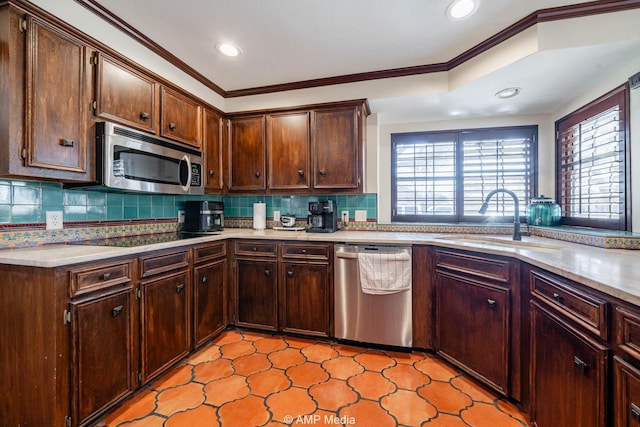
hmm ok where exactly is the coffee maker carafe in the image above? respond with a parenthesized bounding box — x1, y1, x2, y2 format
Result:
(306, 200, 337, 233)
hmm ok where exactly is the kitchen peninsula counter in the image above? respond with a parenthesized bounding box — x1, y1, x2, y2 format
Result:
(1, 228, 639, 305)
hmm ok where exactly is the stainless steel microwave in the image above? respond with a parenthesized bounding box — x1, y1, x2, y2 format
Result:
(70, 122, 204, 195)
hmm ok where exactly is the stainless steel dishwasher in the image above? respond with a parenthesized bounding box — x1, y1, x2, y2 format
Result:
(334, 244, 412, 348)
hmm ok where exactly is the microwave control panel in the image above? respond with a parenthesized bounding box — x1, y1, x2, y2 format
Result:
(191, 163, 202, 187)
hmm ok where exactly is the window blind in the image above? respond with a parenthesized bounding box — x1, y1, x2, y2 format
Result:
(556, 84, 628, 230)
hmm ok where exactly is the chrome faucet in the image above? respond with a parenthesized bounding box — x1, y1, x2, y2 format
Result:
(479, 188, 528, 241)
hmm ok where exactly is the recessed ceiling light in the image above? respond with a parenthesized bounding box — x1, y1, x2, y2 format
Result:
(446, 0, 479, 20)
(216, 43, 241, 57)
(495, 87, 521, 99)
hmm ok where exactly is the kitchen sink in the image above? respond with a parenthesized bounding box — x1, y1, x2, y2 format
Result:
(436, 235, 564, 252)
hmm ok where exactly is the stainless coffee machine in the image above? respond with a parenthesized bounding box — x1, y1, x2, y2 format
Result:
(183, 201, 224, 233)
(307, 200, 338, 233)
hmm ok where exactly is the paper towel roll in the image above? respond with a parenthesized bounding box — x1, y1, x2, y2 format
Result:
(253, 202, 266, 230)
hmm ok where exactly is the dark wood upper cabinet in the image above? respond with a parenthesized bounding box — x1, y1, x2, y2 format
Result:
(203, 108, 224, 192)
(267, 111, 311, 190)
(312, 105, 363, 191)
(160, 86, 202, 148)
(24, 15, 90, 176)
(228, 115, 266, 191)
(94, 53, 156, 133)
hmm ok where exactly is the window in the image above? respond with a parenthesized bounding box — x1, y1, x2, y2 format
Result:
(392, 126, 537, 223)
(556, 84, 630, 231)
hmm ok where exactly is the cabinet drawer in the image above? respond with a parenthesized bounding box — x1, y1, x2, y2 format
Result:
(193, 241, 226, 264)
(531, 270, 609, 340)
(139, 250, 189, 278)
(234, 241, 277, 257)
(70, 261, 132, 297)
(435, 249, 511, 284)
(282, 243, 330, 260)
(616, 306, 640, 363)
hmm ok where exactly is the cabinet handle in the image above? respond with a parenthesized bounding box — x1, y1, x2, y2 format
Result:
(61, 139, 74, 147)
(112, 305, 123, 317)
(487, 299, 496, 308)
(209, 170, 215, 176)
(287, 270, 294, 278)
(252, 247, 258, 252)
(201, 276, 208, 284)
(302, 249, 307, 255)
(255, 171, 260, 178)
(169, 122, 177, 130)
(573, 356, 588, 374)
(319, 169, 326, 176)
(101, 273, 111, 281)
(552, 292, 563, 303)
(264, 269, 271, 277)
(298, 169, 304, 176)
(631, 403, 640, 420)
(140, 112, 149, 120)
(176, 283, 185, 293)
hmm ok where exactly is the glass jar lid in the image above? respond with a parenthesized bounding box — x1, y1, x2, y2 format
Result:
(530, 195, 557, 204)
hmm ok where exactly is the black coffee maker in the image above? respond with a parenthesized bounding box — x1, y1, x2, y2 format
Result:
(306, 200, 337, 233)
(183, 201, 224, 233)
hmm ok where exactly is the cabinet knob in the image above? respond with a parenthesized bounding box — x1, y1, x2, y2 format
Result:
(101, 273, 111, 281)
(209, 170, 215, 176)
(176, 283, 185, 293)
(302, 249, 307, 255)
(169, 122, 177, 130)
(264, 269, 271, 277)
(487, 299, 496, 308)
(61, 139, 74, 147)
(298, 169, 304, 176)
(573, 356, 588, 374)
(631, 403, 640, 420)
(140, 112, 149, 120)
(287, 270, 294, 278)
(552, 292, 563, 303)
(111, 305, 123, 317)
(255, 171, 261, 178)
(252, 247, 257, 252)
(319, 169, 326, 176)
(201, 276, 208, 284)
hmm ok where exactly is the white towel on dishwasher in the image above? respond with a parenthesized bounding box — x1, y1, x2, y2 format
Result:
(357, 252, 412, 295)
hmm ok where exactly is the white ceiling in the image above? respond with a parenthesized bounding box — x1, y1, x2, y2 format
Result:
(84, 1, 640, 123)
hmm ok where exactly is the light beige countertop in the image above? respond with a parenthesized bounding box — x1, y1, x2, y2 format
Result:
(1, 228, 639, 306)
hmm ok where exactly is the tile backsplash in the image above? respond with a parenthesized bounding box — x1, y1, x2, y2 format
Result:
(0, 179, 378, 225)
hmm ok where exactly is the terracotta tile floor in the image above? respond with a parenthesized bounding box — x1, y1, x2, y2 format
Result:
(97, 329, 530, 427)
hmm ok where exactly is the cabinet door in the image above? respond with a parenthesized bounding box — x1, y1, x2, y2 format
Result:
(281, 261, 330, 337)
(228, 116, 266, 191)
(94, 54, 156, 132)
(25, 16, 88, 174)
(141, 270, 190, 383)
(160, 87, 202, 148)
(614, 357, 640, 427)
(312, 106, 361, 190)
(435, 271, 510, 394)
(203, 108, 224, 191)
(236, 258, 277, 330)
(268, 111, 310, 190)
(194, 259, 226, 347)
(531, 301, 608, 427)
(71, 288, 136, 426)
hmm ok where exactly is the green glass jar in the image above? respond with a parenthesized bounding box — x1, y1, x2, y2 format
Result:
(526, 195, 561, 226)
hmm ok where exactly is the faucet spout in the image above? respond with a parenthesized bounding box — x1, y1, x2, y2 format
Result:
(479, 188, 524, 241)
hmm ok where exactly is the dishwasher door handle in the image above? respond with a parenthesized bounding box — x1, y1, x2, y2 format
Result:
(336, 252, 358, 259)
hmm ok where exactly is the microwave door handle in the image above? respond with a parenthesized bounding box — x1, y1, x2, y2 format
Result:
(180, 154, 192, 192)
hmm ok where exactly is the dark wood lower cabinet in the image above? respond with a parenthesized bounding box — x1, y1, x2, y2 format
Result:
(435, 270, 510, 394)
(141, 270, 191, 383)
(281, 261, 330, 337)
(70, 288, 136, 426)
(614, 356, 640, 427)
(194, 258, 226, 346)
(530, 300, 609, 427)
(236, 258, 278, 331)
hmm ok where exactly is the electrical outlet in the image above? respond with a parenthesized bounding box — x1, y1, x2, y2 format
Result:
(341, 211, 349, 223)
(46, 211, 63, 230)
(355, 210, 367, 222)
(178, 210, 185, 224)
(273, 210, 281, 222)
